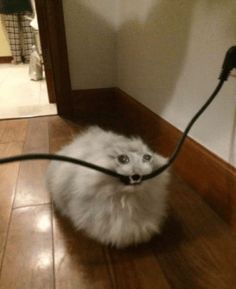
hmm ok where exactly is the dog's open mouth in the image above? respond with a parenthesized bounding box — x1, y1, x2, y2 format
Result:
(129, 174, 142, 185)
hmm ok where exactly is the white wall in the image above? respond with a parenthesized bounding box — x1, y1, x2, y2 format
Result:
(117, 0, 236, 166)
(63, 0, 236, 166)
(63, 0, 118, 89)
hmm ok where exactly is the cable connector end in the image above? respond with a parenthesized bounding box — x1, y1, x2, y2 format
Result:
(219, 46, 236, 81)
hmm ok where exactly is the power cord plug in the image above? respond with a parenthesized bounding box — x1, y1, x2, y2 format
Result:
(219, 46, 236, 81)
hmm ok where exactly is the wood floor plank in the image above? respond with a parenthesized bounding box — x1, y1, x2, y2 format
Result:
(47, 116, 77, 153)
(0, 119, 28, 143)
(14, 118, 50, 208)
(0, 142, 23, 264)
(151, 176, 236, 289)
(106, 245, 171, 289)
(2, 116, 235, 289)
(53, 214, 113, 289)
(0, 121, 7, 141)
(0, 205, 54, 289)
(48, 118, 75, 154)
(63, 119, 85, 137)
(48, 116, 75, 140)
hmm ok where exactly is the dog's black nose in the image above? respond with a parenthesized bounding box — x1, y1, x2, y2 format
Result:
(130, 174, 142, 183)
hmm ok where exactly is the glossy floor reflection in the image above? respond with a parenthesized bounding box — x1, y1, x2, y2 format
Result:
(0, 116, 236, 289)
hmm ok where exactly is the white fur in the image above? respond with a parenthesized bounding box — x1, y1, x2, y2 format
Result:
(46, 126, 170, 248)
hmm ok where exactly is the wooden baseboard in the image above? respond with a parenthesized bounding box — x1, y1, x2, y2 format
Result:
(72, 88, 123, 130)
(114, 88, 236, 225)
(72, 88, 115, 117)
(0, 56, 13, 63)
(71, 87, 236, 225)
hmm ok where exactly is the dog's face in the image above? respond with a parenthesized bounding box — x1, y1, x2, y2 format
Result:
(107, 138, 158, 179)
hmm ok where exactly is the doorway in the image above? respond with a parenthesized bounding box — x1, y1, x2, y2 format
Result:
(0, 0, 73, 119)
(35, 0, 73, 118)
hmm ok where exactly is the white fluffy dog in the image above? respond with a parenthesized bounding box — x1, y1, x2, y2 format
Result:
(46, 127, 169, 248)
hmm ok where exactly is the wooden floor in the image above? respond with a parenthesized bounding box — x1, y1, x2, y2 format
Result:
(0, 116, 236, 289)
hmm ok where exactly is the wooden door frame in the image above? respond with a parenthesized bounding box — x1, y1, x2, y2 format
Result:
(35, 0, 73, 118)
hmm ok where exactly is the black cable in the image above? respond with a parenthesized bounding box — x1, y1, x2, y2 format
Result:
(0, 153, 123, 179)
(0, 78, 225, 185)
(142, 45, 236, 181)
(0, 46, 235, 185)
(142, 78, 225, 181)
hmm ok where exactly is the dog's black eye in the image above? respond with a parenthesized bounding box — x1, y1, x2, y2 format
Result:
(143, 154, 152, 162)
(118, 154, 129, 164)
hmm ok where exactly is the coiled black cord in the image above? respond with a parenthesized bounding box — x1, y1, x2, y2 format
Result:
(0, 46, 235, 185)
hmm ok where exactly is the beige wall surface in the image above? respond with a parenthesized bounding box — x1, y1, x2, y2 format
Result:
(117, 0, 236, 166)
(63, 0, 118, 89)
(63, 0, 236, 166)
(0, 17, 11, 57)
